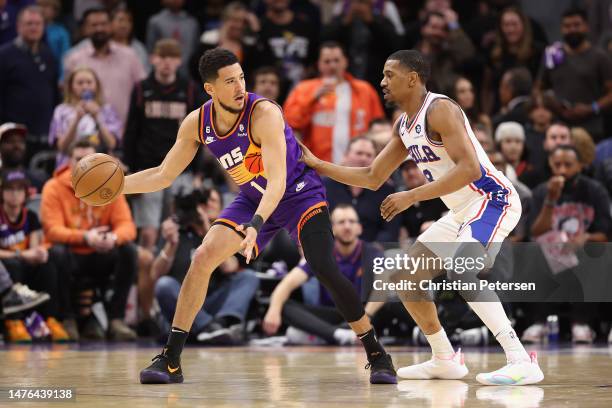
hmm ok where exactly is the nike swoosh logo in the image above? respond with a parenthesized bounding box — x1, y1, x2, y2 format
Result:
(168, 365, 179, 373)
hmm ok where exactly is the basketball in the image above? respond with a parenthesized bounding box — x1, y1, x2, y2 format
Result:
(244, 151, 264, 174)
(72, 153, 124, 206)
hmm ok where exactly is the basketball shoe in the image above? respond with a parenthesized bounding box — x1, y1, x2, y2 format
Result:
(397, 348, 468, 380)
(140, 349, 184, 384)
(476, 352, 544, 386)
(366, 353, 397, 384)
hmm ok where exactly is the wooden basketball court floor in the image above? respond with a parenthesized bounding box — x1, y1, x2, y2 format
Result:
(1, 344, 612, 407)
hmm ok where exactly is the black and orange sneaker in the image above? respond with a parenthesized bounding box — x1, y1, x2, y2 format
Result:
(366, 353, 397, 384)
(140, 351, 184, 384)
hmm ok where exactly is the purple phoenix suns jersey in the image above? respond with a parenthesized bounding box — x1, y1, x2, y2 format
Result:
(198, 92, 324, 203)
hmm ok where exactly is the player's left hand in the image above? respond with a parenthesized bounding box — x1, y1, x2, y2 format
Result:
(236, 224, 258, 263)
(380, 191, 416, 221)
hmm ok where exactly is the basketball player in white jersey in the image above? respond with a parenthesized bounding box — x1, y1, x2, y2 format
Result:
(300, 50, 543, 385)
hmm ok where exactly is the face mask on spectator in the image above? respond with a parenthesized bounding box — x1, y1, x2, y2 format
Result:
(563, 32, 586, 49)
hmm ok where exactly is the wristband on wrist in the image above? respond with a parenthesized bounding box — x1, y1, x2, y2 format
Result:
(544, 199, 557, 207)
(14, 249, 21, 259)
(592, 101, 601, 115)
(242, 214, 264, 233)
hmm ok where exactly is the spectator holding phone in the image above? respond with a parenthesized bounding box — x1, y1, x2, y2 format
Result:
(48, 66, 121, 168)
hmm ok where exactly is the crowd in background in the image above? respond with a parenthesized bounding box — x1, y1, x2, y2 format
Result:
(0, 0, 611, 347)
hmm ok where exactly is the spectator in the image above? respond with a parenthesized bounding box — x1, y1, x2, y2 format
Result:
(322, 0, 398, 90)
(398, 158, 446, 240)
(522, 96, 554, 173)
(0, 5, 58, 159)
(412, 10, 475, 94)
(538, 7, 612, 142)
(495, 121, 532, 185)
(284, 42, 384, 163)
(1, 259, 52, 342)
(262, 204, 381, 345)
(473, 123, 495, 153)
(190, 1, 258, 85)
(526, 145, 611, 343)
(487, 150, 532, 242)
(49, 67, 121, 168)
(0, 122, 48, 193)
(524, 122, 574, 189)
(153, 189, 259, 345)
(37, 0, 69, 79)
(145, 0, 199, 78)
(123, 39, 201, 250)
(483, 6, 544, 115)
(110, 7, 149, 74)
(570, 127, 597, 173)
(451, 76, 491, 132)
(493, 67, 533, 129)
(40, 140, 137, 340)
(0, 0, 35, 45)
(255, 0, 318, 92)
(0, 170, 70, 342)
(251, 66, 281, 102)
(324, 137, 400, 242)
(367, 118, 393, 153)
(64, 7, 145, 128)
(331, 0, 405, 36)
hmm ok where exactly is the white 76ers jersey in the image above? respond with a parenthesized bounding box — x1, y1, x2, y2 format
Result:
(398, 92, 516, 212)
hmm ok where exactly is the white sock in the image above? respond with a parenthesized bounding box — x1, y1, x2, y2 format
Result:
(468, 301, 529, 362)
(425, 329, 454, 359)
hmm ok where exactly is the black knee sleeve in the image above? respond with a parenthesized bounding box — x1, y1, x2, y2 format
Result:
(300, 208, 365, 322)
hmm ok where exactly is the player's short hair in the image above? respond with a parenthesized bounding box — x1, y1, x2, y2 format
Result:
(562, 6, 588, 22)
(549, 144, 581, 162)
(81, 7, 110, 25)
(198, 48, 240, 84)
(387, 50, 431, 84)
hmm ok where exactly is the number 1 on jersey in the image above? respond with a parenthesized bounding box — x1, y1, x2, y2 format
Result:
(250, 180, 265, 194)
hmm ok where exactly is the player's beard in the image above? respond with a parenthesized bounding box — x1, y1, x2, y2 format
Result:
(219, 99, 244, 114)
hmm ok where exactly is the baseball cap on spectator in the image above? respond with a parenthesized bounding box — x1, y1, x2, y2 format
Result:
(0, 123, 27, 142)
(0, 170, 30, 189)
(153, 39, 182, 58)
(494, 122, 525, 143)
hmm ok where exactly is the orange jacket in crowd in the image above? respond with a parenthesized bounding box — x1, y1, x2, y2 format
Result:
(283, 73, 384, 162)
(40, 165, 136, 254)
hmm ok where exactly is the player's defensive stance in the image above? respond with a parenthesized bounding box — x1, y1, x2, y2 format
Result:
(300, 50, 543, 386)
(122, 49, 396, 384)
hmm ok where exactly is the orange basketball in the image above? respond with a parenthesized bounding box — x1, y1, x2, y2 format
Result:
(72, 153, 124, 206)
(244, 151, 264, 174)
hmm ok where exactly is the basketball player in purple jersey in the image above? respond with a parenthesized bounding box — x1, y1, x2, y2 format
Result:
(300, 50, 543, 385)
(122, 49, 396, 384)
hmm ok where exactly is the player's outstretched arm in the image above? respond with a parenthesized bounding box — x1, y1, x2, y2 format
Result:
(300, 117, 407, 190)
(381, 100, 482, 221)
(123, 110, 200, 195)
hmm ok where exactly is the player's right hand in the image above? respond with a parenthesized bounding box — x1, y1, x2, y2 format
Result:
(263, 310, 281, 335)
